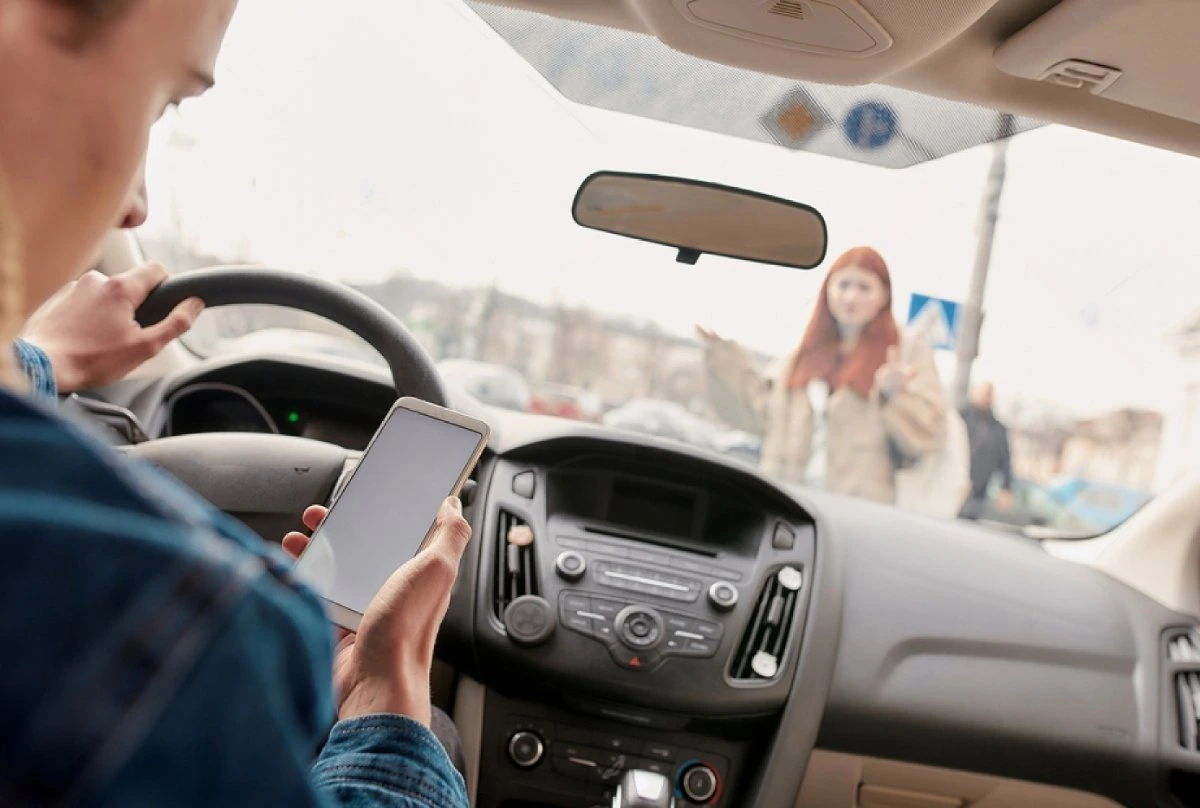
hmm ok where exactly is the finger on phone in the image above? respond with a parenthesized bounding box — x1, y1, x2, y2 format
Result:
(281, 531, 310, 559)
(302, 505, 328, 531)
(425, 497, 472, 565)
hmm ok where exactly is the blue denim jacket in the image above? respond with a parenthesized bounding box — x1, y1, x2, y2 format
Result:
(0, 363, 468, 806)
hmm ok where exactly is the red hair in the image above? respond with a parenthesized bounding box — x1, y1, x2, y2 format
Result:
(786, 246, 899, 398)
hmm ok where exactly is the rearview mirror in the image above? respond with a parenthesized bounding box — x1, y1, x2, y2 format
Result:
(572, 171, 827, 269)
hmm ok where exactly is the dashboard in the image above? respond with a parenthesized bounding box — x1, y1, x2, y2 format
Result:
(80, 348, 1200, 808)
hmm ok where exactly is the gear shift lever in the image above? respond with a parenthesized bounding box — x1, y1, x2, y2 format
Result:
(613, 769, 674, 808)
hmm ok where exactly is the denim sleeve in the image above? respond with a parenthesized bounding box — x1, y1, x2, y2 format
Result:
(13, 339, 57, 400)
(312, 716, 470, 807)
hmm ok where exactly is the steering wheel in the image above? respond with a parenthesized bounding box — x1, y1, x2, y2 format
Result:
(124, 266, 449, 540)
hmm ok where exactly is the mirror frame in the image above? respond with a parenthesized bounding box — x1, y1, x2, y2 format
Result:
(571, 170, 828, 270)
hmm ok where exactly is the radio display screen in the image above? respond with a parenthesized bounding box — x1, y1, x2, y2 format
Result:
(607, 478, 698, 538)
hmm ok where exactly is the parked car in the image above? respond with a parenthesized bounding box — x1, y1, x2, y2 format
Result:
(436, 359, 532, 412)
(601, 398, 718, 449)
(529, 383, 603, 422)
(1046, 477, 1152, 532)
(976, 476, 1147, 536)
(711, 428, 762, 466)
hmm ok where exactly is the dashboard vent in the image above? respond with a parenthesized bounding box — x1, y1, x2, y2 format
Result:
(730, 566, 803, 682)
(492, 510, 538, 622)
(1172, 630, 1200, 751)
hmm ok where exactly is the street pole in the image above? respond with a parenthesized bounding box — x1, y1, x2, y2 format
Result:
(953, 112, 1014, 408)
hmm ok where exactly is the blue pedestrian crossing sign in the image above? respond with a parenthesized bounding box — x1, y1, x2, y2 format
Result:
(906, 293, 961, 351)
(843, 101, 898, 150)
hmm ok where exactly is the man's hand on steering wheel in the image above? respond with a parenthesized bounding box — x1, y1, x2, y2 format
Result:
(280, 498, 471, 727)
(23, 264, 204, 393)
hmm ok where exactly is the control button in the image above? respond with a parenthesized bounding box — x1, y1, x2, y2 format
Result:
(591, 751, 630, 785)
(591, 598, 625, 618)
(680, 763, 719, 804)
(709, 567, 742, 582)
(562, 592, 591, 612)
(708, 581, 739, 611)
(552, 754, 598, 781)
(636, 757, 671, 776)
(594, 734, 642, 755)
(507, 731, 544, 768)
(555, 551, 587, 582)
(555, 724, 591, 744)
(609, 645, 661, 671)
(564, 614, 593, 636)
(551, 741, 591, 759)
(664, 615, 690, 632)
(594, 560, 701, 603)
(503, 595, 556, 646)
(680, 638, 718, 657)
(772, 521, 796, 551)
(615, 606, 665, 650)
(512, 470, 536, 499)
(643, 743, 676, 762)
(594, 620, 615, 641)
(777, 566, 803, 592)
(693, 620, 722, 639)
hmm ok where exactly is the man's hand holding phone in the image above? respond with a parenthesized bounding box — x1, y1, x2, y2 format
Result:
(282, 497, 470, 727)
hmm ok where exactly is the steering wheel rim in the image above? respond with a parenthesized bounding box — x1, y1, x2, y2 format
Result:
(135, 265, 448, 405)
(127, 265, 449, 541)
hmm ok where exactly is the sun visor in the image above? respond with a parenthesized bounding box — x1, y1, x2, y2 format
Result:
(994, 0, 1200, 125)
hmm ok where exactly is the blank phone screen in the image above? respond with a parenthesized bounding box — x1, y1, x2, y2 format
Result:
(295, 405, 483, 616)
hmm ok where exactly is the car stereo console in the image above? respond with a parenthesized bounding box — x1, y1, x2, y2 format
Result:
(471, 453, 817, 806)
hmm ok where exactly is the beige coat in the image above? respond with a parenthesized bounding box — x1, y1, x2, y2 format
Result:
(704, 336, 947, 504)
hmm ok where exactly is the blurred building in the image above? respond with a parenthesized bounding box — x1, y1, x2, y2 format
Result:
(1156, 310, 1200, 490)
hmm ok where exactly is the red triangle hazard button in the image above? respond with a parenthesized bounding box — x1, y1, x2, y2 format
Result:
(628, 656, 641, 668)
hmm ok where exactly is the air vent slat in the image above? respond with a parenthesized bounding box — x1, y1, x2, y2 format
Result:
(1170, 629, 1200, 752)
(493, 510, 538, 622)
(730, 567, 802, 682)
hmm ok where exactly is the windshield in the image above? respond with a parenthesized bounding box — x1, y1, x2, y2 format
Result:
(140, 0, 1200, 538)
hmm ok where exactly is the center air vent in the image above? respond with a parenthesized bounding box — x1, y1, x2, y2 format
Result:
(1171, 630, 1200, 751)
(730, 566, 803, 682)
(492, 511, 539, 623)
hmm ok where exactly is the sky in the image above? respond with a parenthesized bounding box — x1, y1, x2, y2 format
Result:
(140, 0, 1200, 419)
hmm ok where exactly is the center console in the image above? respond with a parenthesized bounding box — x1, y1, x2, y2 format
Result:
(467, 446, 818, 807)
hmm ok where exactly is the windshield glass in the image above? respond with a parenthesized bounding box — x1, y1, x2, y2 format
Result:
(140, 0, 1200, 538)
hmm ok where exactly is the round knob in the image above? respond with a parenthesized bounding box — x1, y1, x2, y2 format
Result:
(708, 581, 738, 611)
(507, 730, 544, 768)
(777, 566, 802, 592)
(680, 763, 719, 804)
(554, 550, 587, 581)
(503, 595, 556, 646)
(615, 605, 664, 650)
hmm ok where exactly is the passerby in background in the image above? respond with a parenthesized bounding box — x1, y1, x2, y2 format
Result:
(697, 246, 947, 505)
(958, 381, 1015, 520)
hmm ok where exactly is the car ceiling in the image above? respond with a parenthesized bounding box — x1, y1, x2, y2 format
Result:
(471, 0, 1200, 162)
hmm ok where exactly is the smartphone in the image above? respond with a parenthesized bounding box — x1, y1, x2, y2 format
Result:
(293, 397, 490, 630)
